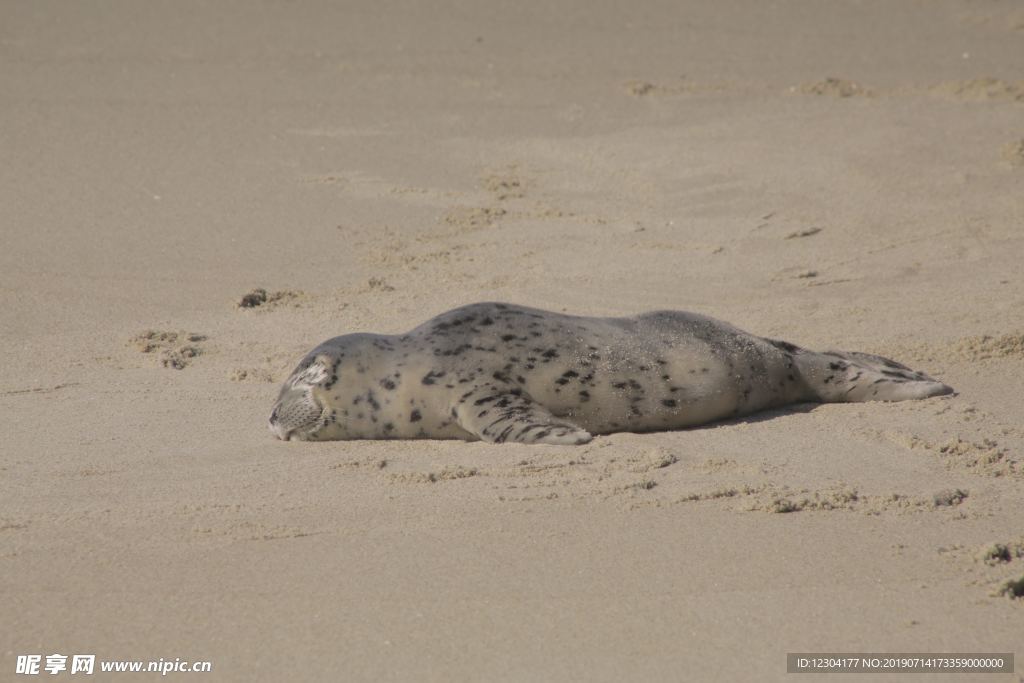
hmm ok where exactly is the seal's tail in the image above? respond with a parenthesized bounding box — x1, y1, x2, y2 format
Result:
(773, 341, 954, 403)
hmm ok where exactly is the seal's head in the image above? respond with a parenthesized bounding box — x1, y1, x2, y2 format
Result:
(268, 354, 332, 441)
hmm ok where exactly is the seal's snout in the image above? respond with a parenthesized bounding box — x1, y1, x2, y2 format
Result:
(267, 404, 289, 440)
(268, 387, 323, 441)
(268, 353, 335, 441)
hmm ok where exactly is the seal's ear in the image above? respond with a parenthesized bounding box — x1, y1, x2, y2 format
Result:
(289, 353, 334, 388)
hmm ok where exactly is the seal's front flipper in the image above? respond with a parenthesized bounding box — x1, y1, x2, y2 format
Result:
(453, 384, 592, 445)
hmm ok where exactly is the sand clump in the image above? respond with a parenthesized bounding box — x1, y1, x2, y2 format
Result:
(237, 288, 306, 309)
(931, 488, 969, 507)
(977, 540, 1024, 566)
(972, 539, 1024, 601)
(996, 575, 1024, 600)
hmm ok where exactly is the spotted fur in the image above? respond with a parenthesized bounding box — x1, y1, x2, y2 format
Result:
(268, 303, 953, 444)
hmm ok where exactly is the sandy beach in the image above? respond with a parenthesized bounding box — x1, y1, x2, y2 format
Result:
(2, 1, 1023, 680)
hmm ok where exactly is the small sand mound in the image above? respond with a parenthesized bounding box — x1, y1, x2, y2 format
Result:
(977, 540, 1024, 565)
(237, 288, 306, 309)
(997, 575, 1024, 599)
(932, 488, 968, 507)
(239, 289, 269, 307)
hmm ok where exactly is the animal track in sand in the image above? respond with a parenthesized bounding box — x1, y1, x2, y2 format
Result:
(321, 446, 995, 518)
(796, 78, 873, 98)
(387, 466, 480, 484)
(942, 538, 1024, 602)
(928, 78, 1024, 102)
(747, 485, 973, 515)
(441, 205, 508, 231)
(130, 330, 208, 369)
(977, 539, 1024, 566)
(229, 368, 276, 383)
(192, 521, 320, 542)
(624, 78, 734, 97)
(787, 77, 1024, 103)
(481, 166, 527, 201)
(0, 382, 79, 396)
(887, 333, 1024, 367)
(785, 226, 823, 239)
(878, 431, 1021, 478)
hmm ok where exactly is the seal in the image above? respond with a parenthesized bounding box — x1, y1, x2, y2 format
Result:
(268, 302, 953, 445)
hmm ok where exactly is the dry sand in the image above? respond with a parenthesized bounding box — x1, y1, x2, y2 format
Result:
(2, 1, 1023, 680)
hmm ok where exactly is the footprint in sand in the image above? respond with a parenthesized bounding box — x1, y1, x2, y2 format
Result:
(130, 330, 208, 370)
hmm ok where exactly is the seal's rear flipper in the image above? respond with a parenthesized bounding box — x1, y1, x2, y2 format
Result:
(453, 384, 592, 445)
(796, 349, 954, 403)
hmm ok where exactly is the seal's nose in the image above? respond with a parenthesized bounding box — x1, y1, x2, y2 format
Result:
(268, 406, 290, 440)
(268, 421, 291, 441)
